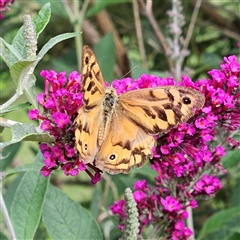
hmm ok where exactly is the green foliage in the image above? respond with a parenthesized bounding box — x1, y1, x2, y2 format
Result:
(0, 3, 79, 149)
(1, 123, 53, 148)
(43, 185, 103, 239)
(94, 32, 115, 82)
(0, 102, 31, 115)
(3, 153, 102, 240)
(10, 170, 48, 239)
(197, 207, 240, 240)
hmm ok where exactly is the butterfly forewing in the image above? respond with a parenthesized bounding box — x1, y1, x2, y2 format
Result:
(119, 86, 205, 134)
(81, 45, 106, 108)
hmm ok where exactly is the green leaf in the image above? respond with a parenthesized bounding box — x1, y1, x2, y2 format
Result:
(222, 149, 240, 169)
(231, 178, 240, 207)
(202, 214, 240, 240)
(0, 39, 10, 66)
(0, 123, 54, 148)
(0, 102, 31, 115)
(0, 38, 22, 66)
(0, 126, 4, 133)
(33, 2, 52, 37)
(87, 0, 129, 17)
(0, 142, 21, 171)
(9, 60, 37, 106)
(94, 32, 115, 82)
(0, 232, 8, 240)
(6, 163, 44, 177)
(10, 60, 35, 87)
(23, 73, 38, 107)
(198, 207, 240, 240)
(10, 170, 49, 240)
(42, 185, 103, 240)
(35, 0, 67, 18)
(36, 32, 80, 65)
(4, 173, 25, 211)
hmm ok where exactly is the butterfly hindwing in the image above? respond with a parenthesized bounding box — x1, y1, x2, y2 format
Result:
(75, 105, 103, 163)
(95, 105, 155, 174)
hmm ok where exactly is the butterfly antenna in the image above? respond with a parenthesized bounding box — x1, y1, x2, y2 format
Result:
(121, 66, 139, 79)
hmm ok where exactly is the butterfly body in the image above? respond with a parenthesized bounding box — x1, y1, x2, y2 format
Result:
(99, 87, 118, 145)
(75, 45, 205, 174)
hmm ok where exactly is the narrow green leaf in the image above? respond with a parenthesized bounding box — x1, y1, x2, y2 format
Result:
(87, 0, 129, 17)
(35, 0, 67, 18)
(9, 60, 35, 86)
(0, 102, 31, 115)
(42, 185, 103, 240)
(10, 60, 37, 106)
(36, 32, 80, 65)
(0, 39, 10, 65)
(0, 126, 4, 133)
(0, 232, 8, 240)
(23, 74, 38, 107)
(231, 179, 240, 207)
(33, 2, 51, 37)
(0, 142, 21, 171)
(10, 170, 49, 240)
(4, 173, 25, 211)
(198, 207, 240, 240)
(6, 163, 44, 177)
(0, 123, 54, 148)
(222, 149, 240, 169)
(0, 38, 22, 66)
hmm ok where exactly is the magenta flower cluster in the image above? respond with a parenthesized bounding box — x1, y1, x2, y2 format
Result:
(0, 0, 14, 19)
(29, 55, 239, 238)
(28, 70, 102, 184)
(110, 55, 240, 239)
(29, 71, 177, 183)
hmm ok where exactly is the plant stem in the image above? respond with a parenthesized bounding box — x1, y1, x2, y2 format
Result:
(187, 206, 195, 240)
(133, 0, 148, 69)
(0, 185, 16, 239)
(139, 0, 175, 74)
(183, 0, 202, 51)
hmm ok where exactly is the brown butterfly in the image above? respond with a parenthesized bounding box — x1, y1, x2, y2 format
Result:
(75, 45, 205, 174)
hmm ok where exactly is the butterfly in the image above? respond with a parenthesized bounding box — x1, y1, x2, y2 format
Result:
(75, 45, 205, 174)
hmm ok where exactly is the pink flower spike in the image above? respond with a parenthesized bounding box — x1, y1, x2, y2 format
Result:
(161, 196, 182, 212)
(40, 166, 52, 177)
(62, 163, 79, 176)
(91, 172, 102, 184)
(28, 109, 40, 120)
(36, 93, 45, 105)
(74, 159, 86, 171)
(133, 191, 146, 202)
(52, 112, 70, 129)
(134, 180, 148, 190)
(40, 120, 53, 131)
